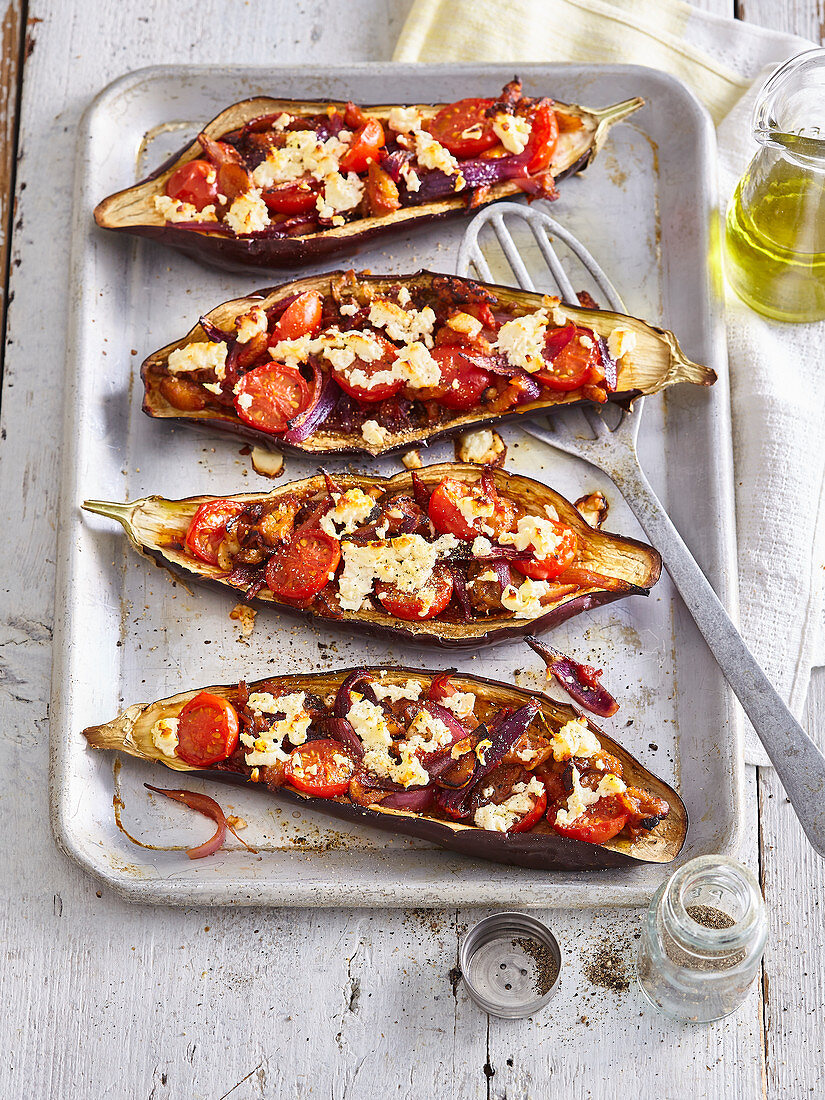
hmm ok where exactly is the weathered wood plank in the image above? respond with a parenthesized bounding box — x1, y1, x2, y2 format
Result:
(0, 0, 24, 363)
(737, 0, 825, 42)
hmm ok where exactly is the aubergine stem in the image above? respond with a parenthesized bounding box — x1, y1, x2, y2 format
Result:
(83, 500, 135, 525)
(591, 97, 645, 139)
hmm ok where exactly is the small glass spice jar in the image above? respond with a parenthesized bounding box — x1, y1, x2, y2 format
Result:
(636, 855, 767, 1023)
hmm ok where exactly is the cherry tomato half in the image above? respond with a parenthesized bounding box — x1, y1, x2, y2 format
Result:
(269, 291, 324, 344)
(285, 739, 355, 797)
(330, 334, 401, 403)
(512, 520, 577, 581)
(185, 499, 245, 566)
(176, 692, 240, 767)
(233, 363, 311, 434)
(262, 181, 318, 214)
(429, 97, 498, 158)
(550, 794, 629, 845)
(536, 329, 600, 392)
(428, 477, 516, 542)
(426, 348, 492, 411)
(165, 160, 218, 211)
(339, 117, 386, 174)
(265, 528, 341, 601)
(508, 780, 547, 833)
(376, 567, 454, 620)
(526, 102, 560, 173)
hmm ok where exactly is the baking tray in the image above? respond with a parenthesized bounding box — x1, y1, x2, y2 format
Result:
(51, 63, 742, 907)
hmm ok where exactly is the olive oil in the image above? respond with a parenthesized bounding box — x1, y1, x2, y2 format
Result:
(725, 158, 825, 323)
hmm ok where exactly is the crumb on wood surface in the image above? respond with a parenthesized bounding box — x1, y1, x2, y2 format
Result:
(230, 603, 257, 638)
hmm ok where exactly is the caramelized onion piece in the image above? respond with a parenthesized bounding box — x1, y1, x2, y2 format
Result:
(526, 637, 619, 717)
(144, 784, 253, 859)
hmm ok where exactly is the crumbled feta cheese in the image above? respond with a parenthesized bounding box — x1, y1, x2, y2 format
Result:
(372, 678, 423, 703)
(167, 340, 229, 381)
(401, 449, 423, 470)
(578, 333, 594, 349)
(492, 112, 532, 154)
(551, 307, 568, 327)
(338, 302, 359, 317)
(397, 286, 412, 307)
(400, 164, 421, 192)
(243, 692, 311, 767)
(447, 311, 483, 339)
(319, 488, 376, 537)
(471, 536, 494, 557)
(555, 767, 626, 828)
(154, 194, 217, 223)
(494, 309, 549, 374)
(500, 515, 566, 559)
(151, 717, 179, 757)
(236, 306, 269, 344)
(457, 429, 506, 466)
(316, 171, 364, 220)
(474, 777, 545, 832)
(548, 717, 602, 762)
(361, 419, 388, 448)
(388, 106, 422, 134)
(224, 189, 270, 235)
(202, 381, 224, 396)
(236, 392, 254, 413)
(475, 569, 497, 583)
(457, 495, 495, 529)
(337, 532, 458, 612)
(368, 299, 436, 346)
(250, 130, 350, 189)
(441, 691, 475, 719)
(393, 341, 441, 388)
(607, 326, 637, 361)
(268, 333, 313, 367)
(501, 577, 553, 618)
(413, 130, 460, 176)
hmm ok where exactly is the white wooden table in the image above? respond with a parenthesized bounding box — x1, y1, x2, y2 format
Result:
(1, 2, 822, 1097)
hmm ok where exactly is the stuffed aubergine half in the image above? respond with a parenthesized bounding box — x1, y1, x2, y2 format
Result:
(94, 79, 643, 271)
(82, 664, 687, 871)
(141, 270, 716, 456)
(83, 463, 662, 649)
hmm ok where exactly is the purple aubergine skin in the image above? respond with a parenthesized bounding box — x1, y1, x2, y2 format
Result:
(82, 665, 687, 872)
(88, 464, 662, 651)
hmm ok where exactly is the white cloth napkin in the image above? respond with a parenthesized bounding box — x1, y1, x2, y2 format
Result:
(394, 0, 825, 765)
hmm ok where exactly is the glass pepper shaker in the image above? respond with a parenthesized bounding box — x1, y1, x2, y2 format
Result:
(724, 48, 825, 322)
(636, 855, 768, 1023)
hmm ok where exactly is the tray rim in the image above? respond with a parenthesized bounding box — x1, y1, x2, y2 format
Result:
(50, 60, 743, 908)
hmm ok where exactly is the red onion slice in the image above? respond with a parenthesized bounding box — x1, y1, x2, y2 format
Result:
(144, 784, 252, 860)
(411, 471, 432, 509)
(282, 370, 339, 444)
(380, 787, 434, 812)
(199, 316, 236, 345)
(526, 637, 619, 717)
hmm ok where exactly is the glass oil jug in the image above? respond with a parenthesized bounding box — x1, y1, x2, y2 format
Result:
(725, 49, 825, 322)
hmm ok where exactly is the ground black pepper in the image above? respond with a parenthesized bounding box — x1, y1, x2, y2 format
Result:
(512, 936, 560, 995)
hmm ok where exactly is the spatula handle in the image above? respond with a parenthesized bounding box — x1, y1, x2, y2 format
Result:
(615, 462, 825, 857)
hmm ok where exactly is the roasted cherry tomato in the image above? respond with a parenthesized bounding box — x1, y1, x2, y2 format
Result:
(265, 528, 341, 601)
(184, 499, 245, 566)
(269, 291, 324, 344)
(508, 780, 548, 833)
(512, 521, 577, 581)
(429, 97, 498, 157)
(285, 739, 355, 797)
(425, 348, 493, 411)
(525, 102, 560, 173)
(339, 117, 386, 173)
(176, 692, 239, 767)
(164, 159, 218, 211)
(428, 477, 516, 542)
(330, 334, 401, 403)
(550, 795, 629, 845)
(536, 329, 600, 391)
(233, 363, 311, 434)
(262, 181, 318, 214)
(375, 566, 454, 621)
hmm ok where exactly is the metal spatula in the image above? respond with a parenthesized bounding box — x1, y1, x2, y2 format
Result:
(457, 201, 825, 858)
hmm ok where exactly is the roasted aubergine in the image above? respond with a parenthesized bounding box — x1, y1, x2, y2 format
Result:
(82, 664, 687, 871)
(84, 463, 662, 649)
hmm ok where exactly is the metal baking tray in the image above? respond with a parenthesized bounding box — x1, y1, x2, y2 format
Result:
(51, 63, 742, 907)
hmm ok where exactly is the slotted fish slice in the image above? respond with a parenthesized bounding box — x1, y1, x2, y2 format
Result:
(457, 201, 825, 857)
